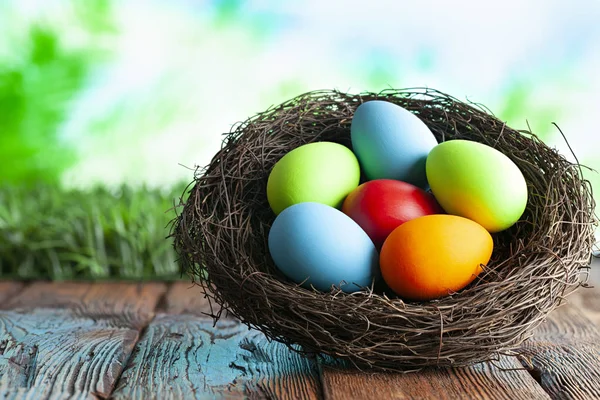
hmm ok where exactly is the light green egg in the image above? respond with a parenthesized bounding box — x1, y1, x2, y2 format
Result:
(267, 142, 360, 215)
(426, 139, 528, 232)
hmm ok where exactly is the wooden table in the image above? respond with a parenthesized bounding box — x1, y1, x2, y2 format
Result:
(0, 273, 599, 399)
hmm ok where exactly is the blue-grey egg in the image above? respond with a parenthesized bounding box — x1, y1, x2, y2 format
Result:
(268, 202, 379, 293)
(351, 100, 438, 188)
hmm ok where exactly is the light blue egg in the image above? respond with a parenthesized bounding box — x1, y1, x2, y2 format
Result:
(268, 202, 379, 293)
(351, 100, 438, 188)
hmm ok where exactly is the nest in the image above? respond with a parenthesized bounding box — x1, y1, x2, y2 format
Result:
(172, 88, 597, 371)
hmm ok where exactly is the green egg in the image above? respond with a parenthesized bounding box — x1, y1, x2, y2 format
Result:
(426, 139, 528, 233)
(267, 142, 361, 215)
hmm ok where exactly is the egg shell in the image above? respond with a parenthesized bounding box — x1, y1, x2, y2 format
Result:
(380, 214, 493, 301)
(426, 139, 528, 232)
(268, 202, 379, 293)
(267, 142, 360, 215)
(342, 179, 444, 249)
(351, 100, 438, 188)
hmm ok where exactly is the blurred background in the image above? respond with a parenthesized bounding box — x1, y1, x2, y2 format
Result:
(1, 0, 598, 279)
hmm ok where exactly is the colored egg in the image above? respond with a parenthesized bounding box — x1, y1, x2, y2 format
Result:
(351, 100, 438, 188)
(426, 139, 528, 232)
(342, 179, 443, 249)
(267, 142, 360, 215)
(380, 214, 493, 301)
(268, 202, 379, 293)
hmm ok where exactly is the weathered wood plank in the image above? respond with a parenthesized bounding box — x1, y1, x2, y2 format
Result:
(5, 281, 91, 309)
(160, 281, 214, 316)
(111, 314, 321, 400)
(589, 257, 600, 284)
(0, 282, 167, 399)
(6, 282, 167, 329)
(565, 285, 600, 328)
(0, 308, 138, 399)
(161, 281, 235, 320)
(321, 355, 549, 400)
(0, 282, 26, 307)
(517, 302, 600, 400)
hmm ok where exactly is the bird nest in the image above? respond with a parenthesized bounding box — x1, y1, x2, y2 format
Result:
(171, 88, 597, 371)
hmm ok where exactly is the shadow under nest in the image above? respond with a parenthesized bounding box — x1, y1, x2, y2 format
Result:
(171, 88, 597, 372)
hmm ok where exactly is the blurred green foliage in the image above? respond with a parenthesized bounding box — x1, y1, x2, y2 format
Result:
(497, 80, 559, 141)
(1, 26, 81, 184)
(0, 1, 114, 186)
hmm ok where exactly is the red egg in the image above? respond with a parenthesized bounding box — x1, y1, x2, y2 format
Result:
(342, 179, 443, 249)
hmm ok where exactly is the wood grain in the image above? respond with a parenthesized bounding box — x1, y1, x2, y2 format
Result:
(6, 282, 167, 329)
(518, 301, 600, 400)
(0, 282, 26, 306)
(160, 281, 214, 316)
(588, 257, 600, 285)
(0, 308, 138, 399)
(321, 355, 549, 400)
(0, 282, 167, 399)
(564, 285, 600, 328)
(111, 314, 321, 400)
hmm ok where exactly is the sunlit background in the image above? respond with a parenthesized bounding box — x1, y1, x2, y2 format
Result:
(0, 0, 598, 279)
(2, 0, 598, 187)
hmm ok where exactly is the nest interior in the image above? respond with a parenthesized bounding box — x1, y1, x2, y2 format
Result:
(172, 89, 597, 371)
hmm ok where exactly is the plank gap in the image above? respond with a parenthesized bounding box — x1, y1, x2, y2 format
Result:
(521, 363, 542, 386)
(315, 356, 327, 400)
(152, 282, 173, 314)
(111, 286, 323, 400)
(110, 314, 322, 399)
(106, 306, 162, 399)
(0, 308, 139, 399)
(161, 281, 230, 318)
(516, 295, 600, 399)
(0, 282, 167, 399)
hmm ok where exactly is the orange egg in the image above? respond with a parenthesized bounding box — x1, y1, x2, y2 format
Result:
(380, 214, 493, 301)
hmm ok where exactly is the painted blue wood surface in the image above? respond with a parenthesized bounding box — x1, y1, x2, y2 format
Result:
(0, 308, 138, 399)
(0, 282, 166, 399)
(111, 314, 321, 399)
(2, 280, 599, 399)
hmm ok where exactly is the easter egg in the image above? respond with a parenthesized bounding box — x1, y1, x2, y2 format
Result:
(426, 139, 528, 232)
(267, 142, 360, 215)
(380, 214, 493, 301)
(268, 202, 379, 293)
(351, 100, 438, 188)
(342, 179, 443, 249)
